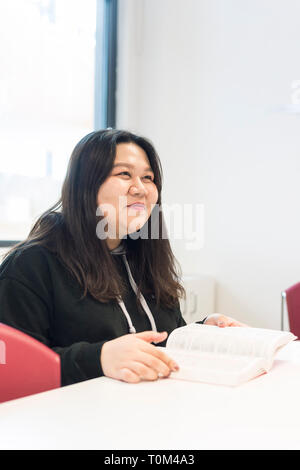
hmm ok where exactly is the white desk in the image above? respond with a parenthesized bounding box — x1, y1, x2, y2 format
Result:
(1, 342, 300, 450)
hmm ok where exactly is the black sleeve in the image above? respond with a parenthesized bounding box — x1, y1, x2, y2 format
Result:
(178, 317, 207, 326)
(0, 276, 105, 386)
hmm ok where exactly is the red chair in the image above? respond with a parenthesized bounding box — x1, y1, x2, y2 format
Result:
(0, 323, 61, 403)
(281, 282, 300, 338)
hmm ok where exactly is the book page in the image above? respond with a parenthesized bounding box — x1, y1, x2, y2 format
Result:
(166, 323, 296, 363)
(157, 346, 266, 386)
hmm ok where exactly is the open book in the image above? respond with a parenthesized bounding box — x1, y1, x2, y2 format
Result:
(158, 323, 297, 387)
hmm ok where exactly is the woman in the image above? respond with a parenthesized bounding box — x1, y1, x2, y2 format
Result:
(0, 129, 244, 386)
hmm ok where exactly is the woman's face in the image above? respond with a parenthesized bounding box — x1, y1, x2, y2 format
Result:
(97, 142, 159, 249)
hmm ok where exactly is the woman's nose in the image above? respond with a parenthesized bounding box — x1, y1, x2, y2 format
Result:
(129, 178, 147, 195)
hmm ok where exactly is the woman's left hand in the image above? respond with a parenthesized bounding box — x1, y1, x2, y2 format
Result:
(204, 313, 249, 328)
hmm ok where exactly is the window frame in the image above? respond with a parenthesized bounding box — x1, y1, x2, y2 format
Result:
(0, 0, 118, 248)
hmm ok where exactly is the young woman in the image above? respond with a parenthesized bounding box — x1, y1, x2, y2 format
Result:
(0, 129, 245, 386)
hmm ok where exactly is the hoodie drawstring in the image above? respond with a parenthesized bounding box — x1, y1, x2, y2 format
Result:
(111, 244, 158, 335)
(118, 299, 137, 334)
(121, 254, 158, 333)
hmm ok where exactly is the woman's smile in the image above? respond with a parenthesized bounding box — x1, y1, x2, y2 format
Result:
(127, 202, 146, 212)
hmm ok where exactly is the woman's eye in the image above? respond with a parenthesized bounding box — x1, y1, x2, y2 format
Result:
(117, 172, 154, 181)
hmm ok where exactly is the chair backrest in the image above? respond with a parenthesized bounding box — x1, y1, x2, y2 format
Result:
(0, 323, 60, 403)
(284, 282, 300, 339)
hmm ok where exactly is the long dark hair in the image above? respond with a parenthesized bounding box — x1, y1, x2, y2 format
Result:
(4, 129, 185, 308)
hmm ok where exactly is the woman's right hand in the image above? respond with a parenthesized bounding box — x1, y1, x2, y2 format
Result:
(100, 331, 179, 383)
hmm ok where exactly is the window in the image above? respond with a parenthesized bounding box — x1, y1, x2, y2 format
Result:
(0, 0, 117, 245)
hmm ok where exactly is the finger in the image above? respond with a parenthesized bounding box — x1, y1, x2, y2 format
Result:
(216, 315, 228, 327)
(222, 318, 248, 327)
(230, 321, 249, 327)
(216, 315, 241, 327)
(127, 361, 159, 381)
(135, 331, 168, 344)
(119, 368, 141, 384)
(136, 350, 172, 377)
(140, 342, 179, 372)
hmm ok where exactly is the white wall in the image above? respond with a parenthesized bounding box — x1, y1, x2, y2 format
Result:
(116, 0, 300, 329)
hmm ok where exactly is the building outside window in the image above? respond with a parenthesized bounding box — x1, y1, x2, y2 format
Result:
(0, 0, 117, 245)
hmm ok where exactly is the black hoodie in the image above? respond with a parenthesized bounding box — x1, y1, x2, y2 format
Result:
(0, 245, 195, 386)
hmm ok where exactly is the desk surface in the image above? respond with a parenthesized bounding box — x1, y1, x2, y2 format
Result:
(1, 342, 300, 450)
